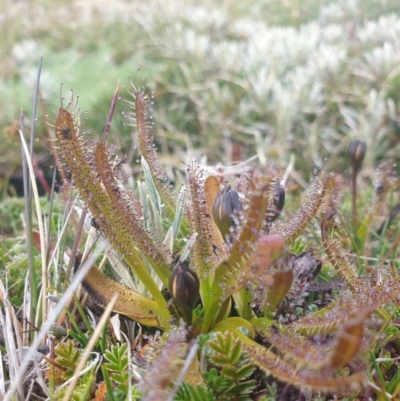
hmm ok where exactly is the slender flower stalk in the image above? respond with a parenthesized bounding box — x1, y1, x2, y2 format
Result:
(349, 139, 367, 226)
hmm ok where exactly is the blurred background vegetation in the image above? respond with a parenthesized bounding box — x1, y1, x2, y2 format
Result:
(1, 0, 400, 194)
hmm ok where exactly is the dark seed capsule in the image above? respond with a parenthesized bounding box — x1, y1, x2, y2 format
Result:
(349, 139, 367, 172)
(169, 262, 200, 325)
(212, 186, 242, 239)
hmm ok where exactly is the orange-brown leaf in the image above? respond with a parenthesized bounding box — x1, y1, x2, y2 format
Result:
(262, 270, 293, 313)
(93, 382, 107, 401)
(329, 314, 364, 369)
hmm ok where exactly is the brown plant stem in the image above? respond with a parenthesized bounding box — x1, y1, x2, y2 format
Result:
(101, 80, 120, 144)
(352, 170, 357, 227)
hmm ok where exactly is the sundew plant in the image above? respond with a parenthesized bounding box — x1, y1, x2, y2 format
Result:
(2, 71, 400, 400)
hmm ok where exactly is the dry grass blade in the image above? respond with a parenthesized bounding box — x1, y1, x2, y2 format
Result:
(0, 280, 24, 400)
(19, 129, 48, 323)
(4, 246, 106, 401)
(0, 349, 4, 396)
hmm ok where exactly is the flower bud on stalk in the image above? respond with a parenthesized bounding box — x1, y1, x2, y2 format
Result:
(349, 139, 367, 173)
(169, 262, 200, 325)
(212, 186, 242, 240)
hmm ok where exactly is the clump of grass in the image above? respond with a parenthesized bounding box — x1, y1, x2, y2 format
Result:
(1, 0, 400, 195)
